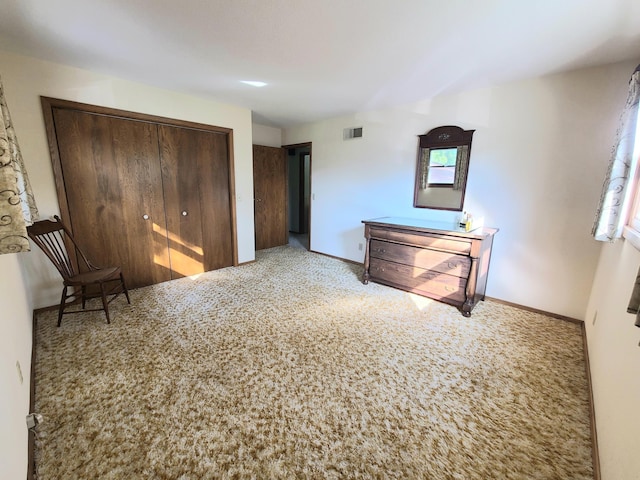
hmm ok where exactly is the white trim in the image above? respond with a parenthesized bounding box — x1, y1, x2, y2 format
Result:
(623, 225, 640, 251)
(622, 106, 640, 246)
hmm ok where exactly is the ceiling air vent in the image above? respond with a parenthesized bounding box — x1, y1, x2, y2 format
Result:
(343, 127, 363, 140)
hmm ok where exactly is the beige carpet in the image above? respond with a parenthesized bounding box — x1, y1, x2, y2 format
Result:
(34, 246, 593, 479)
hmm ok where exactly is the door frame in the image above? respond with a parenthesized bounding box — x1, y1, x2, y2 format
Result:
(297, 152, 307, 233)
(283, 142, 312, 250)
(40, 96, 239, 266)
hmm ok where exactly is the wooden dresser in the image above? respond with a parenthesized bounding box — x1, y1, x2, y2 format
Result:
(362, 217, 498, 316)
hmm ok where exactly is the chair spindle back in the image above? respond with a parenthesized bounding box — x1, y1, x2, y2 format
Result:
(27, 216, 94, 280)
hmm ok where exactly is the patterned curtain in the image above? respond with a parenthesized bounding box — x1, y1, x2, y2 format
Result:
(453, 145, 469, 191)
(0, 75, 39, 254)
(420, 148, 430, 189)
(592, 65, 640, 241)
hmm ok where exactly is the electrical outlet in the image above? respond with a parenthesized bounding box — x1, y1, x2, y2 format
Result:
(358, 243, 363, 251)
(592, 310, 598, 326)
(26, 413, 43, 430)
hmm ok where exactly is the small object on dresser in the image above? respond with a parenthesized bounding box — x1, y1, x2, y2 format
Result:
(459, 211, 484, 232)
(466, 215, 484, 232)
(459, 211, 468, 228)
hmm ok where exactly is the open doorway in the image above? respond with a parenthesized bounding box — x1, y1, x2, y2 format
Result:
(284, 143, 311, 250)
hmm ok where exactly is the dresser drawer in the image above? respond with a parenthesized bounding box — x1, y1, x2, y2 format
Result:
(370, 240, 471, 277)
(369, 227, 471, 254)
(369, 257, 467, 303)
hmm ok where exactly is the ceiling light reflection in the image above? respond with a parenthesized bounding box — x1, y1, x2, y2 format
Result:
(240, 80, 267, 87)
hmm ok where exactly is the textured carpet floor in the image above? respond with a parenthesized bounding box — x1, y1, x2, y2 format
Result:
(34, 246, 593, 479)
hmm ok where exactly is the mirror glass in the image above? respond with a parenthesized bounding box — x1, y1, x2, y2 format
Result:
(414, 126, 474, 211)
(426, 147, 458, 185)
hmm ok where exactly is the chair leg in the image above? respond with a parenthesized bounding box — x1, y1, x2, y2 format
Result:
(99, 283, 110, 324)
(57, 286, 67, 327)
(81, 286, 87, 309)
(120, 273, 131, 304)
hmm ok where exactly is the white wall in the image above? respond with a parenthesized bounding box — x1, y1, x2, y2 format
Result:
(0, 50, 256, 309)
(581, 62, 640, 480)
(586, 239, 640, 480)
(0, 253, 33, 480)
(252, 123, 282, 147)
(284, 61, 637, 320)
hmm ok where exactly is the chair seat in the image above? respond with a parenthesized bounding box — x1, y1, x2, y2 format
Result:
(65, 266, 122, 286)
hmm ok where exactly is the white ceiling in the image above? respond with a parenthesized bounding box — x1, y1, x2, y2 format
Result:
(1, 0, 639, 127)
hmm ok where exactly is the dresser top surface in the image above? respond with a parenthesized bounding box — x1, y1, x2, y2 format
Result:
(362, 216, 498, 239)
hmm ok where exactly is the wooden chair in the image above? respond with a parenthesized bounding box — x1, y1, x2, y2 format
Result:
(27, 215, 130, 326)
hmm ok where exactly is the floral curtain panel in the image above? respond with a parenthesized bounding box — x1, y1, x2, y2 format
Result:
(453, 145, 469, 191)
(592, 65, 640, 241)
(0, 75, 38, 254)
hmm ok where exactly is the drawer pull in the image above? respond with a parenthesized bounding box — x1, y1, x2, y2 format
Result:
(375, 248, 386, 253)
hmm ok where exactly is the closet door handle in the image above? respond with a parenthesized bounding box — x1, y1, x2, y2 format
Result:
(142, 214, 149, 220)
(181, 210, 188, 216)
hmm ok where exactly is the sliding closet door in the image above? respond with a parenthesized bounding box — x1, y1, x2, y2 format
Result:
(158, 125, 233, 278)
(52, 108, 171, 288)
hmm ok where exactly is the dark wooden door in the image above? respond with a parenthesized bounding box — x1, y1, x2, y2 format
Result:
(298, 152, 310, 235)
(158, 125, 233, 278)
(52, 108, 171, 288)
(253, 145, 288, 250)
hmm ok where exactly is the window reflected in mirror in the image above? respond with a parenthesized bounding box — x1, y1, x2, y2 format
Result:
(426, 147, 458, 185)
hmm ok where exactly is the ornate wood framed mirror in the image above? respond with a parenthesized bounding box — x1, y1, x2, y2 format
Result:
(413, 125, 475, 211)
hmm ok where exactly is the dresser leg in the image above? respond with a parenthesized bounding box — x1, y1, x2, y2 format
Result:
(362, 233, 371, 284)
(461, 256, 480, 316)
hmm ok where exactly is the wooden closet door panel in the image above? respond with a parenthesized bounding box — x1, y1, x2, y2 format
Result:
(158, 125, 233, 279)
(253, 145, 288, 250)
(52, 108, 171, 288)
